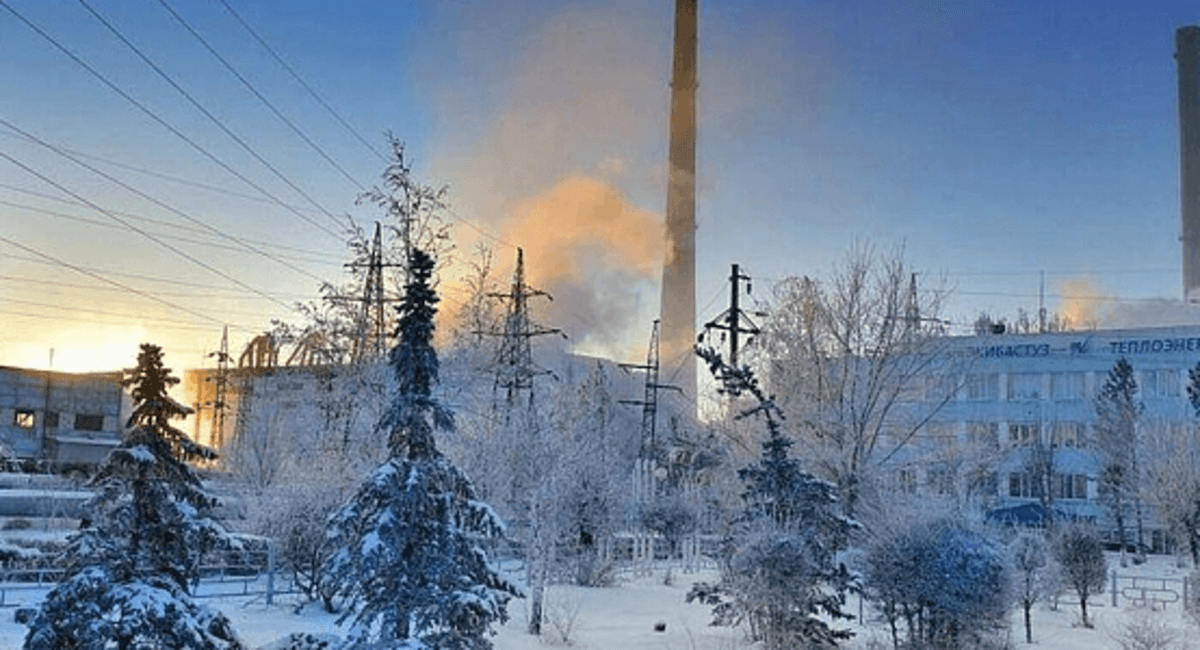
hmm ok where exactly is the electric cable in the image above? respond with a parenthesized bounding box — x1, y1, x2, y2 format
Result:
(156, 0, 366, 192)
(0, 0, 345, 240)
(76, 0, 345, 231)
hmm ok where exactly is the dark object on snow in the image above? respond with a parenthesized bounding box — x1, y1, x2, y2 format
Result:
(14, 607, 35, 624)
(985, 502, 1091, 528)
(654, 622, 667, 632)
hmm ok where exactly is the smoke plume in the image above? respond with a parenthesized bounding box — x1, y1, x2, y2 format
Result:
(1057, 277, 1200, 330)
(410, 0, 824, 359)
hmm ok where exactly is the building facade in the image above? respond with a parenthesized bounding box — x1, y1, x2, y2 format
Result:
(894, 325, 1200, 550)
(0, 366, 130, 470)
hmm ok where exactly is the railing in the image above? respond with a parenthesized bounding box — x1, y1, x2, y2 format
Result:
(1111, 571, 1187, 610)
(0, 542, 298, 610)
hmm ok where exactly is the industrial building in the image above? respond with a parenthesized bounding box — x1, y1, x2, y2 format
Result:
(889, 324, 1200, 550)
(0, 366, 130, 471)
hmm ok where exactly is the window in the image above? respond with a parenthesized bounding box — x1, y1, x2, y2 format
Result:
(964, 374, 999, 401)
(1008, 373, 1043, 400)
(1051, 373, 1084, 400)
(1008, 422, 1040, 447)
(44, 411, 58, 428)
(1009, 472, 1044, 499)
(1052, 422, 1085, 448)
(924, 374, 957, 401)
(924, 423, 958, 445)
(967, 422, 999, 448)
(74, 414, 103, 432)
(1142, 370, 1180, 399)
(928, 464, 956, 496)
(13, 409, 34, 429)
(1055, 474, 1088, 500)
(898, 468, 917, 495)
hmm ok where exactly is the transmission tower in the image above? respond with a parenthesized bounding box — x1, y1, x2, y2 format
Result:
(488, 248, 562, 409)
(205, 325, 231, 448)
(700, 263, 762, 376)
(620, 320, 681, 457)
(330, 221, 403, 363)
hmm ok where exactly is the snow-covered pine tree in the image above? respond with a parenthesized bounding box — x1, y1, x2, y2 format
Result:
(24, 343, 243, 650)
(321, 247, 520, 650)
(688, 346, 856, 650)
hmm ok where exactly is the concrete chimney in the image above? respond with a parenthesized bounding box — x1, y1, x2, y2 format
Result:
(1177, 26, 1200, 301)
(660, 0, 698, 404)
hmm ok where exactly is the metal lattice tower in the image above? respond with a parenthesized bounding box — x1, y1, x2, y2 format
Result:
(205, 325, 231, 448)
(489, 248, 562, 409)
(621, 320, 680, 457)
(331, 221, 403, 363)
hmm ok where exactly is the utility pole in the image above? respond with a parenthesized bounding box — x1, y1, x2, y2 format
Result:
(620, 320, 681, 457)
(205, 325, 231, 449)
(486, 248, 563, 409)
(701, 264, 761, 372)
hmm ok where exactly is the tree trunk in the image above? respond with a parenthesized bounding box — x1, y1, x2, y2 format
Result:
(1024, 601, 1032, 643)
(1115, 491, 1128, 567)
(1080, 595, 1090, 628)
(1135, 498, 1147, 562)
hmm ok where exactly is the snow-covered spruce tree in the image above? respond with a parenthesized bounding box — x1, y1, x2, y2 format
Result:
(688, 345, 855, 650)
(321, 248, 520, 650)
(24, 343, 242, 650)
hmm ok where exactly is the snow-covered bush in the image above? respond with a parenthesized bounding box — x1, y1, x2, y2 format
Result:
(319, 248, 520, 649)
(864, 520, 1010, 649)
(23, 343, 243, 649)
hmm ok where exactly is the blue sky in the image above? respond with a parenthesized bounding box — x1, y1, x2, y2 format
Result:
(1, 0, 1199, 377)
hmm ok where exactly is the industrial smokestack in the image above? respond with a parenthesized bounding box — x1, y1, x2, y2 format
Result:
(1177, 26, 1200, 301)
(660, 0, 698, 404)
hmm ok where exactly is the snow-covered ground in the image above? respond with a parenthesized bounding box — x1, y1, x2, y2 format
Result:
(0, 554, 1195, 649)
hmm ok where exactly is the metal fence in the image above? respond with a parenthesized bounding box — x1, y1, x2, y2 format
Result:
(0, 543, 299, 610)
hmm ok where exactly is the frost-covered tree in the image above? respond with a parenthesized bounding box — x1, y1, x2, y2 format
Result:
(1009, 532, 1050, 644)
(688, 345, 855, 649)
(24, 343, 242, 649)
(1055, 523, 1106, 628)
(751, 243, 957, 522)
(864, 520, 1009, 650)
(320, 248, 519, 649)
(1095, 357, 1144, 565)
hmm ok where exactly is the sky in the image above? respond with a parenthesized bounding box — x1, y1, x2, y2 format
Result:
(2, 0, 1200, 384)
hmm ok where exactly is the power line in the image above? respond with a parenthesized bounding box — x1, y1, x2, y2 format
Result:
(0, 296, 264, 329)
(2, 198, 339, 266)
(0, 180, 343, 261)
(76, 0, 346, 232)
(0, 308, 233, 333)
(0, 118, 341, 278)
(0, 235, 253, 333)
(214, 0, 388, 164)
(0, 129, 330, 216)
(0, 0, 345, 240)
(0, 150, 298, 312)
(0, 274, 312, 300)
(155, 0, 366, 192)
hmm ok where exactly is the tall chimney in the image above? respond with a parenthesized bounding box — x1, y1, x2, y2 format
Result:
(1178, 26, 1200, 301)
(660, 0, 698, 404)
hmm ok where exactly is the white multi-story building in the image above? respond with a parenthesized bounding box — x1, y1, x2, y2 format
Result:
(894, 325, 1200, 551)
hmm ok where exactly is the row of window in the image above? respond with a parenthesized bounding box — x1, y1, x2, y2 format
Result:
(897, 468, 1089, 500)
(1009, 472, 1088, 500)
(928, 421, 1086, 448)
(954, 370, 1182, 402)
(10, 409, 103, 432)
